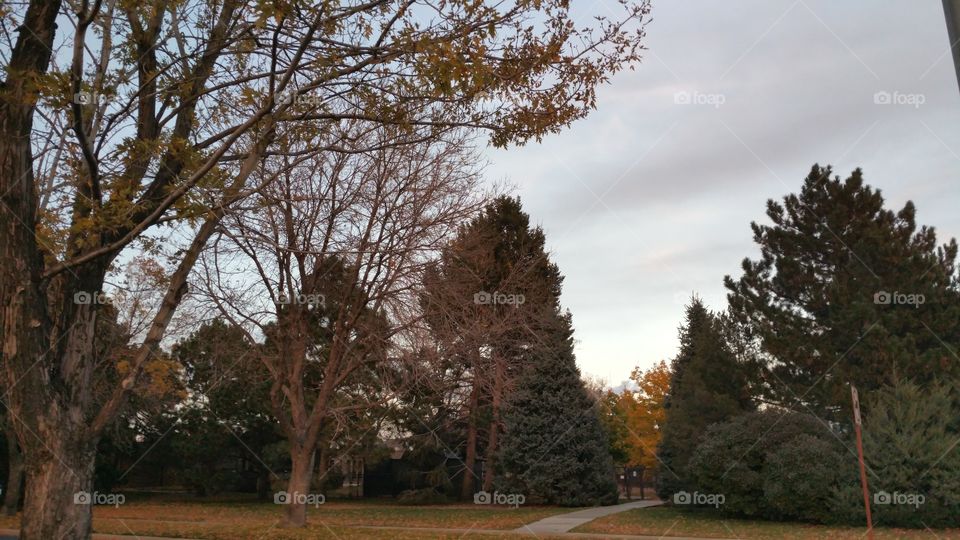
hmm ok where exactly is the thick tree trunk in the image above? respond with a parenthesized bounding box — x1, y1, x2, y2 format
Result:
(3, 420, 23, 516)
(460, 381, 480, 499)
(281, 445, 315, 528)
(20, 426, 95, 539)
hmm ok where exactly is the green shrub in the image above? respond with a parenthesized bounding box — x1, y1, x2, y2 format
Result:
(763, 435, 849, 522)
(686, 409, 849, 522)
(686, 381, 960, 528)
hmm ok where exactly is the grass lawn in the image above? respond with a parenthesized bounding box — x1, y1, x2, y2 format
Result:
(574, 506, 960, 539)
(0, 496, 570, 539)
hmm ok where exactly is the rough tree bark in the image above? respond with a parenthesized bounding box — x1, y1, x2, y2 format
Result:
(19, 424, 96, 538)
(283, 444, 316, 528)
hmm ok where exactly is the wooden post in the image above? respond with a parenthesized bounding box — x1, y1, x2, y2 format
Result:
(851, 385, 873, 540)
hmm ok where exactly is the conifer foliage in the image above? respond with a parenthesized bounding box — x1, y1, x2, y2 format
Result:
(725, 165, 960, 419)
(496, 310, 619, 506)
(656, 297, 754, 499)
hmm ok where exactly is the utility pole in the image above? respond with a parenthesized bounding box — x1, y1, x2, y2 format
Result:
(943, 0, 960, 92)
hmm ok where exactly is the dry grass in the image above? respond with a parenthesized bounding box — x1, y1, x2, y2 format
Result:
(0, 496, 569, 539)
(574, 506, 960, 539)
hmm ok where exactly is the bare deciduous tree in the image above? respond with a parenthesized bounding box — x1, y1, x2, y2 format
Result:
(200, 126, 485, 526)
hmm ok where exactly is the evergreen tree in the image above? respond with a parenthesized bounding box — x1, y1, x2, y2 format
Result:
(420, 195, 565, 496)
(656, 297, 754, 499)
(831, 379, 960, 527)
(725, 165, 960, 419)
(496, 311, 619, 506)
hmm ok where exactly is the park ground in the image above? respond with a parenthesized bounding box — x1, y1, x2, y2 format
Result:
(0, 496, 957, 539)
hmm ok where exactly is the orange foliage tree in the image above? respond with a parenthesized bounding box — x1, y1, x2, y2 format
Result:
(604, 360, 670, 469)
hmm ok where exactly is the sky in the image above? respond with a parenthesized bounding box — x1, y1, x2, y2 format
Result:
(484, 0, 960, 387)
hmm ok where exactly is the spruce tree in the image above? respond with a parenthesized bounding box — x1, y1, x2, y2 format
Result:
(656, 297, 754, 500)
(496, 310, 619, 506)
(831, 380, 960, 527)
(725, 165, 960, 419)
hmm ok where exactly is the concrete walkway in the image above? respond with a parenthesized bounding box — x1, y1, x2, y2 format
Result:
(517, 499, 663, 535)
(355, 524, 730, 539)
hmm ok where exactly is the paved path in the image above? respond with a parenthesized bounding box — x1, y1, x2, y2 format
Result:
(517, 499, 662, 535)
(356, 524, 728, 539)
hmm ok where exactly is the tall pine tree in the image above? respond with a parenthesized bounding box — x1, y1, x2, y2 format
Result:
(725, 165, 960, 419)
(656, 297, 754, 499)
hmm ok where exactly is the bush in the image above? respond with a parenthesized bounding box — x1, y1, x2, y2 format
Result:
(686, 409, 850, 522)
(763, 435, 848, 523)
(830, 380, 960, 528)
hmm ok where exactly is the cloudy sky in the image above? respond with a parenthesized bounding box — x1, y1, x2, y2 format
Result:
(484, 0, 960, 386)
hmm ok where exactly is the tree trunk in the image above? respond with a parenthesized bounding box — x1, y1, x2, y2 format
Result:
(281, 445, 315, 528)
(460, 381, 480, 499)
(3, 420, 23, 516)
(482, 357, 505, 492)
(20, 427, 95, 540)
